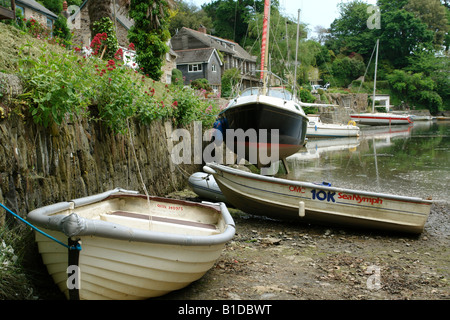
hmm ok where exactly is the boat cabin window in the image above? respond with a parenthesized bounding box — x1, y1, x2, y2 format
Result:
(240, 87, 293, 100)
(267, 89, 292, 100)
(240, 87, 260, 97)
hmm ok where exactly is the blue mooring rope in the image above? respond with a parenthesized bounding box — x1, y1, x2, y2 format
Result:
(0, 202, 81, 251)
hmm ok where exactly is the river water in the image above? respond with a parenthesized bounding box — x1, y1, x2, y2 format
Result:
(285, 120, 450, 203)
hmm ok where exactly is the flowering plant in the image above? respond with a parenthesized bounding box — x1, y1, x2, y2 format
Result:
(18, 39, 220, 133)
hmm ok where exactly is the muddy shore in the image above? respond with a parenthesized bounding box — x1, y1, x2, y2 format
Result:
(32, 190, 448, 301)
(160, 191, 449, 300)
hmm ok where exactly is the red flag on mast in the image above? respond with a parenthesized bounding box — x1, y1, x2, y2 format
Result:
(260, 0, 270, 80)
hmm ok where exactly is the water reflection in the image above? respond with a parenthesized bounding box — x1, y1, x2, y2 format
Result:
(285, 121, 450, 201)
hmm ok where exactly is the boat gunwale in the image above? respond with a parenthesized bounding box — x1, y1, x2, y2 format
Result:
(27, 188, 236, 246)
(221, 92, 308, 118)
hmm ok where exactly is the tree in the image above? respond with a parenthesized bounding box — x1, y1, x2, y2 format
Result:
(128, 0, 172, 80)
(378, 9, 434, 69)
(202, 0, 266, 45)
(404, 0, 449, 48)
(168, 0, 212, 36)
(326, 0, 376, 58)
(386, 69, 443, 113)
(88, 0, 113, 38)
(329, 56, 365, 88)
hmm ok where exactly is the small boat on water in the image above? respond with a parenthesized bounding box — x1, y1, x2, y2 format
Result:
(306, 115, 360, 138)
(204, 163, 432, 234)
(27, 188, 235, 300)
(350, 112, 414, 125)
(350, 39, 414, 126)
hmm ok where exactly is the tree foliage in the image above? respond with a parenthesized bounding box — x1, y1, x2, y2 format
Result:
(202, 0, 267, 45)
(404, 0, 449, 48)
(128, 0, 171, 80)
(321, 0, 448, 112)
(168, 0, 212, 36)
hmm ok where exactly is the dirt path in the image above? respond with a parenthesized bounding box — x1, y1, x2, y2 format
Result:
(162, 193, 449, 300)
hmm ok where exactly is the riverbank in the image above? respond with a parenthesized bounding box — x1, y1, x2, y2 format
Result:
(160, 190, 449, 300)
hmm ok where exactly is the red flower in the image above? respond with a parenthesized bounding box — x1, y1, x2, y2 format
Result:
(107, 60, 115, 66)
(114, 48, 123, 60)
(128, 43, 135, 51)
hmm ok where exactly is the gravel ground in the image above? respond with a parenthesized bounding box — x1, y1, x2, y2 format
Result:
(161, 191, 449, 301)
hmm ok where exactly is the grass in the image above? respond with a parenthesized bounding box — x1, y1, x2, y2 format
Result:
(0, 221, 38, 299)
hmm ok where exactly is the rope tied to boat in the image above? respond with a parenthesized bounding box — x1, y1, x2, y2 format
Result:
(0, 202, 81, 251)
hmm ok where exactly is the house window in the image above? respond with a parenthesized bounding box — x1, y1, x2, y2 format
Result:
(47, 18, 53, 30)
(16, 5, 24, 16)
(188, 64, 202, 72)
(212, 64, 216, 72)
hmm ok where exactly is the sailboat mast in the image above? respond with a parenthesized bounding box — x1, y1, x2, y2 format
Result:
(293, 9, 300, 99)
(260, 0, 271, 91)
(372, 39, 379, 113)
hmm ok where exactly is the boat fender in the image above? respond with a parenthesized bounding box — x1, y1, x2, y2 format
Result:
(299, 201, 305, 217)
(60, 213, 86, 237)
(348, 120, 357, 126)
(203, 166, 216, 175)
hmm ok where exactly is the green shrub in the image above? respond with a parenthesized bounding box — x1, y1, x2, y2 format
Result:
(17, 42, 220, 133)
(191, 78, 211, 91)
(92, 17, 118, 60)
(171, 69, 183, 86)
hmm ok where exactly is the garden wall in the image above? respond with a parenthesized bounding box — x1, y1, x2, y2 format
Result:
(0, 108, 200, 225)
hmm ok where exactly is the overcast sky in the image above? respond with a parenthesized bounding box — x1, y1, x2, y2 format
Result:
(189, 0, 378, 38)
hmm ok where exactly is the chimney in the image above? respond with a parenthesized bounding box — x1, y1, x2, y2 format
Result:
(198, 24, 207, 34)
(62, 1, 70, 18)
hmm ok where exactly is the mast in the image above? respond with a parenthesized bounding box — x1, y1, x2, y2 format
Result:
(372, 39, 379, 113)
(293, 9, 300, 99)
(260, 0, 271, 92)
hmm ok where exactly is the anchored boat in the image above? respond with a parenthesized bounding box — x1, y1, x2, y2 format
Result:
(27, 188, 235, 300)
(306, 115, 360, 138)
(204, 163, 432, 234)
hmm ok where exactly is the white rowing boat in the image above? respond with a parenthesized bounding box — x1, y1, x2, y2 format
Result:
(27, 188, 235, 300)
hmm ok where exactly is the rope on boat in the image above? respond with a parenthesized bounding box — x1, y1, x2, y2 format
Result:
(0, 202, 81, 251)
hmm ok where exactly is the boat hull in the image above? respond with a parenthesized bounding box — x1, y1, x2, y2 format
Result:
(306, 115, 360, 138)
(27, 188, 235, 300)
(219, 97, 308, 161)
(350, 113, 413, 125)
(205, 163, 432, 234)
(306, 125, 360, 138)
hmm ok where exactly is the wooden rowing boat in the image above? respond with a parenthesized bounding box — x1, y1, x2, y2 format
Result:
(27, 188, 235, 300)
(204, 163, 432, 234)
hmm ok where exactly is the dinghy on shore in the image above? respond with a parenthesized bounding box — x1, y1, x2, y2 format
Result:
(204, 163, 432, 234)
(27, 188, 235, 300)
